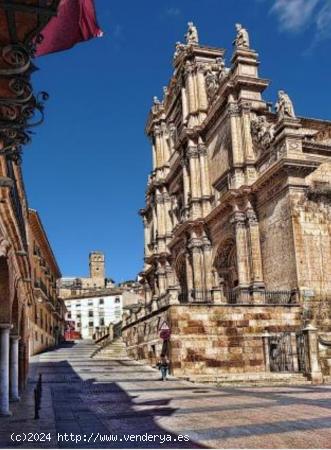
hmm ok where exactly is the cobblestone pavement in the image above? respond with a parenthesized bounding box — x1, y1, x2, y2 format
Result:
(0, 341, 331, 449)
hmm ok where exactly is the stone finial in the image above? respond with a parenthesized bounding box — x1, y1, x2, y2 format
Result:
(275, 90, 296, 120)
(185, 21, 199, 45)
(234, 23, 250, 48)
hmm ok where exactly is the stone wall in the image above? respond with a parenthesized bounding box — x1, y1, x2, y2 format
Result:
(122, 304, 302, 377)
(258, 189, 298, 290)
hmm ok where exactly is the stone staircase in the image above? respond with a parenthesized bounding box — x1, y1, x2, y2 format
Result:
(177, 371, 311, 387)
(91, 337, 129, 360)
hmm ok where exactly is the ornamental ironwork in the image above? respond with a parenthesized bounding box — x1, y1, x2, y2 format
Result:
(0, 0, 60, 162)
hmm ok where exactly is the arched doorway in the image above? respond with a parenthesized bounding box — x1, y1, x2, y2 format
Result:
(214, 239, 238, 302)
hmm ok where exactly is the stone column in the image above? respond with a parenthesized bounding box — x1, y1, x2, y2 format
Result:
(154, 126, 162, 168)
(161, 122, 170, 163)
(228, 101, 243, 165)
(181, 158, 190, 216)
(246, 206, 264, 290)
(303, 324, 323, 384)
(187, 142, 201, 219)
(189, 234, 203, 292)
(231, 211, 250, 289)
(185, 251, 194, 294)
(228, 100, 245, 188)
(163, 189, 172, 236)
(0, 324, 12, 416)
(262, 331, 270, 372)
(181, 87, 189, 124)
(9, 335, 20, 402)
(185, 63, 197, 114)
(202, 236, 213, 291)
(151, 141, 157, 170)
(197, 64, 208, 112)
(240, 103, 255, 161)
(143, 217, 150, 257)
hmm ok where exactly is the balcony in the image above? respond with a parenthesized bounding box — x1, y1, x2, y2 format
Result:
(177, 289, 299, 305)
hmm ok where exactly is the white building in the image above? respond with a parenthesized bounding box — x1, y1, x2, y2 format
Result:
(65, 291, 122, 339)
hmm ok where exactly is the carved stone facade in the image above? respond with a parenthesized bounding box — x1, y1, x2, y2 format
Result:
(122, 24, 331, 382)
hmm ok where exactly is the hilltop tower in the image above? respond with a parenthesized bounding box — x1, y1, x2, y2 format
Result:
(89, 251, 105, 280)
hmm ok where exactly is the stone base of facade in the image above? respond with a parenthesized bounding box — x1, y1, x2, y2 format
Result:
(122, 304, 302, 377)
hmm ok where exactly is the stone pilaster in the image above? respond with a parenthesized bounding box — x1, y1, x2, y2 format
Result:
(187, 142, 202, 219)
(181, 87, 189, 124)
(231, 211, 250, 290)
(201, 235, 213, 291)
(188, 233, 203, 291)
(181, 158, 190, 217)
(198, 140, 212, 216)
(228, 100, 245, 188)
(196, 64, 208, 114)
(246, 204, 264, 290)
(185, 251, 194, 293)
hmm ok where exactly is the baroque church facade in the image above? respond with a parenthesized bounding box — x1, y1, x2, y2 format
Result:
(122, 24, 331, 382)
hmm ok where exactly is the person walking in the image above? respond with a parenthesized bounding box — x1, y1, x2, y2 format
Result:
(157, 355, 169, 381)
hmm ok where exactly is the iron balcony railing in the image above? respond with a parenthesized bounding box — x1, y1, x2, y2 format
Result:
(178, 289, 298, 305)
(226, 289, 298, 305)
(179, 289, 213, 304)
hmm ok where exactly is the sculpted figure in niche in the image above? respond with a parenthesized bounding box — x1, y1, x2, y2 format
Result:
(234, 23, 250, 48)
(205, 65, 219, 101)
(275, 90, 296, 119)
(186, 22, 199, 45)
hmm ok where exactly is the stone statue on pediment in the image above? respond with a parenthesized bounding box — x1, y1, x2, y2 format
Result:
(186, 22, 199, 45)
(275, 90, 296, 119)
(234, 23, 250, 48)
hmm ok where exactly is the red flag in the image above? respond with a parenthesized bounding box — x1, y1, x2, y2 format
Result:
(36, 0, 103, 57)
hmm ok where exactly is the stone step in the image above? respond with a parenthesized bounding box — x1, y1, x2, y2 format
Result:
(92, 338, 128, 360)
(178, 372, 311, 386)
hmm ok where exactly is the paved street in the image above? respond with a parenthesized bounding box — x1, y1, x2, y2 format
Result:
(1, 341, 331, 449)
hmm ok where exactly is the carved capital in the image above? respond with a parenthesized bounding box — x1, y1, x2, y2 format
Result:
(230, 211, 246, 227)
(155, 194, 164, 204)
(187, 146, 199, 158)
(227, 103, 240, 116)
(246, 208, 258, 225)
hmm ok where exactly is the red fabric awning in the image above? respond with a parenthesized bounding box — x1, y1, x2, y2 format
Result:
(36, 0, 103, 57)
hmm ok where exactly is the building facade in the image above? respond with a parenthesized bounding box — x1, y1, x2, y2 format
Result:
(122, 24, 331, 382)
(65, 291, 122, 339)
(0, 0, 62, 416)
(28, 210, 65, 355)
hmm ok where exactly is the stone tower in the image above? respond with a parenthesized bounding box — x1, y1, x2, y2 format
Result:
(89, 251, 105, 280)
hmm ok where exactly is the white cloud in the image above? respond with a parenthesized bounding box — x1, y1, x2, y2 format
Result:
(270, 0, 320, 32)
(165, 7, 181, 17)
(315, 0, 331, 40)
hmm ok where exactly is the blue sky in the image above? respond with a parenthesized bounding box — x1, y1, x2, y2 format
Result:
(24, 0, 331, 282)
